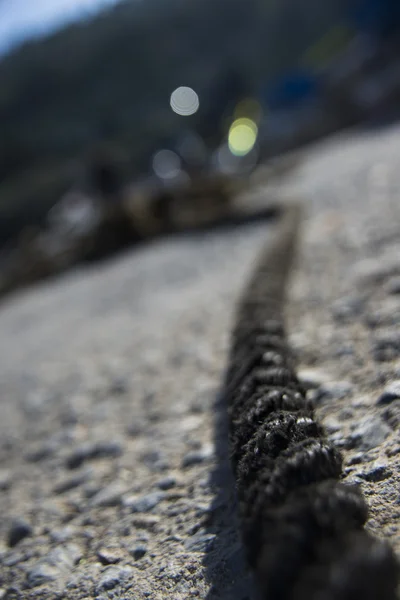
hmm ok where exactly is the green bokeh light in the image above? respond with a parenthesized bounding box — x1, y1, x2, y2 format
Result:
(228, 118, 258, 156)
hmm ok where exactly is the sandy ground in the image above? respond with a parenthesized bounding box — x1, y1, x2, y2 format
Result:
(1, 123, 400, 599)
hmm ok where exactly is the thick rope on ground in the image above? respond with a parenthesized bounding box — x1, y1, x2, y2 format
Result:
(225, 205, 399, 600)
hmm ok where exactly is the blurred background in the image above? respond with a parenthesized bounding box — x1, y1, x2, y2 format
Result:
(0, 0, 399, 294)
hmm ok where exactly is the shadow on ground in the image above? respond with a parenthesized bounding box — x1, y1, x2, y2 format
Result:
(202, 381, 258, 600)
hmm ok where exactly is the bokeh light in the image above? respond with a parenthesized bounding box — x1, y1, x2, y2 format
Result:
(228, 117, 258, 156)
(152, 149, 181, 179)
(234, 98, 263, 123)
(170, 86, 200, 116)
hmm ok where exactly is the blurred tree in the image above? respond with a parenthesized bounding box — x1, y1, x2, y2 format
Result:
(0, 0, 394, 247)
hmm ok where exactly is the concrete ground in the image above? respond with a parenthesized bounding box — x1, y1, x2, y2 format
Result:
(1, 122, 399, 599)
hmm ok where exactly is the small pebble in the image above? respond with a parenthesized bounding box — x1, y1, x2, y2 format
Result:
(97, 566, 133, 592)
(182, 445, 213, 468)
(365, 304, 400, 329)
(386, 446, 400, 457)
(7, 518, 32, 548)
(331, 296, 364, 323)
(132, 515, 160, 531)
(359, 463, 393, 482)
(314, 381, 353, 404)
(3, 552, 22, 568)
(157, 476, 176, 490)
(372, 332, 400, 362)
(90, 483, 127, 507)
(49, 526, 76, 543)
(108, 377, 129, 395)
(123, 492, 165, 513)
(27, 563, 57, 588)
(347, 452, 374, 465)
(130, 544, 147, 560)
(377, 380, 400, 405)
(24, 442, 55, 463)
(1, 587, 20, 600)
(140, 450, 169, 471)
(97, 547, 123, 565)
(328, 431, 347, 448)
(53, 468, 92, 494)
(324, 418, 341, 434)
(381, 404, 400, 429)
(27, 544, 82, 588)
(297, 368, 331, 389)
(66, 441, 123, 469)
(348, 416, 390, 451)
(126, 421, 145, 437)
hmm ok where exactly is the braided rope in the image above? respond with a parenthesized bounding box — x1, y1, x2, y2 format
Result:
(225, 205, 399, 600)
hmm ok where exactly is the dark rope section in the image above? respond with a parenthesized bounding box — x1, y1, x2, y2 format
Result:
(225, 205, 399, 600)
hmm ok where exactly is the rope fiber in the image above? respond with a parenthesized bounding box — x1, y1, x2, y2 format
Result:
(225, 205, 399, 600)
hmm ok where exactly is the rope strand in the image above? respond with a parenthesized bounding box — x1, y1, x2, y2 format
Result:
(225, 205, 399, 600)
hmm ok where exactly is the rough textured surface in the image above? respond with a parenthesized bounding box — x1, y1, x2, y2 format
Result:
(284, 126, 400, 558)
(1, 123, 400, 598)
(0, 223, 268, 600)
(225, 205, 398, 599)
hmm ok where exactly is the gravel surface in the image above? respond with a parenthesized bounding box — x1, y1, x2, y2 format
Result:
(285, 124, 400, 555)
(1, 123, 400, 599)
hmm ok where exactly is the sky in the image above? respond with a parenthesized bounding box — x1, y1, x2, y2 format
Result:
(0, 0, 120, 56)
